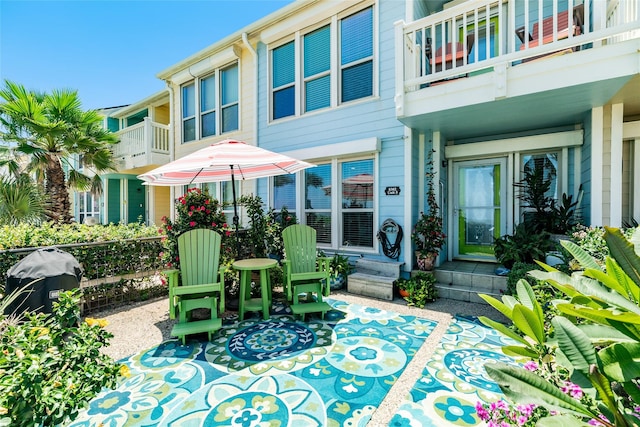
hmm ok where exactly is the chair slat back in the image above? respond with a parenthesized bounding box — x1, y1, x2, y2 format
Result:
(283, 224, 318, 274)
(177, 229, 222, 287)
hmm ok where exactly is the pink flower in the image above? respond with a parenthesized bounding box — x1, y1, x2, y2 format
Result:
(181, 199, 186, 205)
(167, 262, 172, 268)
(205, 199, 210, 205)
(475, 402, 489, 421)
(561, 381, 583, 399)
(523, 361, 538, 372)
(188, 211, 193, 217)
(190, 205, 195, 211)
(189, 221, 196, 227)
(225, 231, 231, 237)
(206, 209, 210, 214)
(211, 222, 217, 227)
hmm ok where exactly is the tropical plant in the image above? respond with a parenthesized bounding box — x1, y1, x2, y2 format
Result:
(478, 227, 640, 427)
(0, 80, 118, 223)
(395, 272, 438, 308)
(0, 174, 46, 225)
(515, 165, 579, 234)
(0, 289, 124, 427)
(329, 253, 352, 279)
(264, 206, 297, 260)
(412, 149, 446, 257)
(494, 222, 553, 269)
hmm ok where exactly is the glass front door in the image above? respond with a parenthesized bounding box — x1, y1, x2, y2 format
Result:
(453, 158, 506, 260)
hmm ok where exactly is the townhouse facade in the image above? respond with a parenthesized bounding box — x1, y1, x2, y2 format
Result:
(98, 0, 639, 273)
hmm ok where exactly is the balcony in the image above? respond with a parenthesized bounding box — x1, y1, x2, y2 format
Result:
(395, 0, 640, 137)
(113, 117, 170, 171)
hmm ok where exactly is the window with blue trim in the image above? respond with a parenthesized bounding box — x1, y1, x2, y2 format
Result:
(181, 62, 239, 143)
(340, 7, 373, 103)
(270, 5, 374, 121)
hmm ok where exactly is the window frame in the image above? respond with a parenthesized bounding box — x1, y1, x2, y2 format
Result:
(268, 3, 376, 123)
(293, 155, 376, 251)
(180, 61, 239, 143)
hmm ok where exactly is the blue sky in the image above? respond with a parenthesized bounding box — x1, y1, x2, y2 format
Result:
(1, 0, 293, 110)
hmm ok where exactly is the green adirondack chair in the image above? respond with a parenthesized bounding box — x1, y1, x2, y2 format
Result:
(164, 229, 226, 344)
(282, 224, 331, 320)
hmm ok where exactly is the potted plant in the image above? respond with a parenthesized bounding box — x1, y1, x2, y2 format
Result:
(412, 149, 446, 270)
(327, 253, 352, 290)
(395, 272, 438, 308)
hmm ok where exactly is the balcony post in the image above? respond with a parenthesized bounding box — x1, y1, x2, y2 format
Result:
(144, 117, 152, 164)
(394, 20, 406, 116)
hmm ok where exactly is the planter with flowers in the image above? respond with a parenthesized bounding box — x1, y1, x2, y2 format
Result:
(412, 149, 446, 271)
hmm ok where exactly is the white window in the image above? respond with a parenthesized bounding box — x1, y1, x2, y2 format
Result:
(181, 63, 239, 143)
(269, 5, 374, 121)
(78, 191, 100, 224)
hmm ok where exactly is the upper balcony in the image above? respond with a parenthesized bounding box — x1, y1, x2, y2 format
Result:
(395, 0, 640, 138)
(112, 117, 170, 171)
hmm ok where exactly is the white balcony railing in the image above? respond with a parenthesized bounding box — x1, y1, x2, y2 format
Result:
(396, 0, 640, 92)
(112, 117, 170, 169)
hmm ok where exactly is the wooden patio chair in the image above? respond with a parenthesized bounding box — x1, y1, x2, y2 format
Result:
(282, 224, 331, 320)
(164, 228, 226, 344)
(516, 4, 584, 62)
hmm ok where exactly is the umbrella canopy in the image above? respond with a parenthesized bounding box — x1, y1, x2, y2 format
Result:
(138, 139, 315, 257)
(137, 139, 315, 186)
(323, 173, 373, 205)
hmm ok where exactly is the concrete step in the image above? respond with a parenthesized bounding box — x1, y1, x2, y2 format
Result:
(430, 261, 507, 304)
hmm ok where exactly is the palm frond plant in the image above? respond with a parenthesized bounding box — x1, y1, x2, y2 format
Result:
(0, 80, 118, 223)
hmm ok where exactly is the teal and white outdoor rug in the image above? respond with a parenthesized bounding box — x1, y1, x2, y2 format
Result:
(390, 315, 520, 427)
(69, 300, 437, 427)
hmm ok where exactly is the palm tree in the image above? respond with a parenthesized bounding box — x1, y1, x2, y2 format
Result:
(0, 80, 118, 223)
(0, 174, 45, 225)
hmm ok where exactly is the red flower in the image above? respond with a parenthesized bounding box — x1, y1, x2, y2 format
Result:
(190, 206, 195, 211)
(188, 211, 193, 217)
(167, 225, 172, 230)
(205, 199, 210, 205)
(181, 199, 186, 205)
(175, 256, 180, 261)
(206, 210, 211, 214)
(225, 231, 231, 237)
(223, 223, 228, 228)
(167, 262, 172, 268)
(212, 222, 217, 227)
(161, 216, 167, 223)
(189, 221, 196, 227)
(158, 228, 163, 234)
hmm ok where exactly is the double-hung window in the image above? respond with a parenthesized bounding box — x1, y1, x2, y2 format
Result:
(294, 157, 374, 250)
(181, 63, 239, 143)
(340, 7, 373, 103)
(270, 5, 374, 121)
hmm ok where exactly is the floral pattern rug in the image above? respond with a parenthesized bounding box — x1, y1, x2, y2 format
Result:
(390, 315, 521, 427)
(69, 299, 437, 427)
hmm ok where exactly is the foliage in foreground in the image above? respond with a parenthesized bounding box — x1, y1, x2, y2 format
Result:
(478, 227, 640, 426)
(0, 289, 124, 427)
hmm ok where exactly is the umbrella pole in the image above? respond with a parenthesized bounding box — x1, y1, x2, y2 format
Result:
(230, 165, 241, 259)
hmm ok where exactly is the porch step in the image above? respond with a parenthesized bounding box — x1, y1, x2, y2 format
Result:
(347, 259, 404, 301)
(432, 261, 507, 304)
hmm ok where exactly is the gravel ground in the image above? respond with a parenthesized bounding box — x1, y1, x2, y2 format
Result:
(91, 290, 505, 426)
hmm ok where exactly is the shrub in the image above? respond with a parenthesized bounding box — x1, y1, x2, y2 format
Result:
(0, 289, 123, 426)
(160, 187, 233, 269)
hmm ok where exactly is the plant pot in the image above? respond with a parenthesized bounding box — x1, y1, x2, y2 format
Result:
(415, 251, 437, 271)
(399, 288, 409, 298)
(329, 274, 346, 291)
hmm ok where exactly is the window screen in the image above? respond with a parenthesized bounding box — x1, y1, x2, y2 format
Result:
(200, 74, 216, 137)
(182, 84, 195, 142)
(340, 7, 373, 103)
(272, 42, 296, 120)
(305, 164, 332, 244)
(221, 65, 239, 133)
(304, 26, 330, 112)
(341, 159, 374, 247)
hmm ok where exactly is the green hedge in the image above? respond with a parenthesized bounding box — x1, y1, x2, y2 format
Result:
(0, 222, 164, 288)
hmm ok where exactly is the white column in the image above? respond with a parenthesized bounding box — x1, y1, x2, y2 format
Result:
(610, 103, 624, 227)
(403, 127, 413, 273)
(634, 139, 640, 222)
(591, 107, 604, 226)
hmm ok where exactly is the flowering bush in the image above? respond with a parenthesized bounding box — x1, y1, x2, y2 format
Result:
(160, 188, 233, 269)
(412, 150, 446, 256)
(0, 289, 123, 427)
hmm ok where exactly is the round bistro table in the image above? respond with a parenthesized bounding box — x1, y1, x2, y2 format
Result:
(233, 258, 278, 321)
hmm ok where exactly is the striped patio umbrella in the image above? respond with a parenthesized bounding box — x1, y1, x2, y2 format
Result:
(138, 139, 315, 255)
